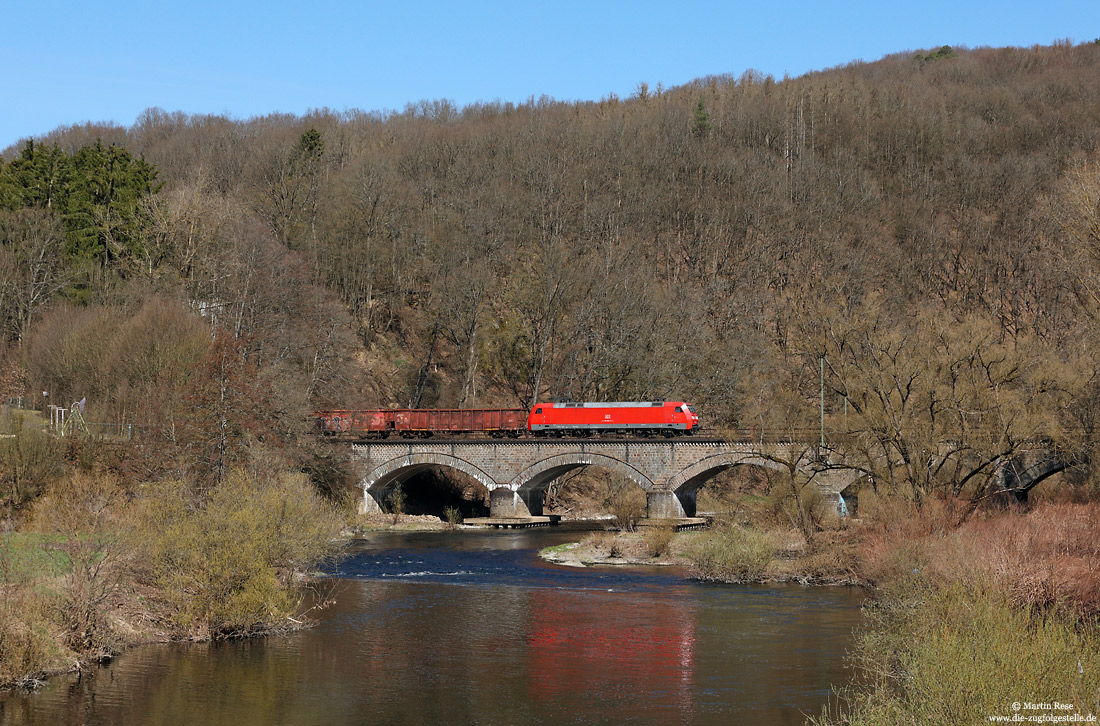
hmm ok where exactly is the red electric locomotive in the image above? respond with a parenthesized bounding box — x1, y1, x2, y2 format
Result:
(527, 401, 699, 437)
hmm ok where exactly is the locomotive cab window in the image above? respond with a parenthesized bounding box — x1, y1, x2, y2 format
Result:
(535, 408, 542, 414)
(675, 406, 683, 412)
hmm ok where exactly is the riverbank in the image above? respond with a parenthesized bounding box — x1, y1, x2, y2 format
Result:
(347, 513, 458, 532)
(813, 499, 1100, 725)
(0, 465, 344, 691)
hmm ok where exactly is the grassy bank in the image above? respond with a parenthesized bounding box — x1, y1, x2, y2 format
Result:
(0, 463, 344, 688)
(813, 581, 1100, 724)
(677, 500, 1100, 724)
(813, 501, 1100, 724)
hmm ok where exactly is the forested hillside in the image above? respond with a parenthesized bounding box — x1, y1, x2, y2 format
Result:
(5, 39, 1100, 709)
(3, 41, 1100, 496)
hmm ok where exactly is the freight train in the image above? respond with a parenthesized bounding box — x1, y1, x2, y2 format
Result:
(313, 401, 700, 439)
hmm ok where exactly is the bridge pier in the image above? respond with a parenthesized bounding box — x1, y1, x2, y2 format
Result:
(359, 487, 385, 515)
(489, 488, 534, 518)
(647, 490, 693, 518)
(519, 488, 544, 516)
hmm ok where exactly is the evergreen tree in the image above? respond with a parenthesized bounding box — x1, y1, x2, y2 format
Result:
(0, 141, 72, 211)
(66, 141, 161, 265)
(0, 139, 161, 268)
(691, 99, 712, 139)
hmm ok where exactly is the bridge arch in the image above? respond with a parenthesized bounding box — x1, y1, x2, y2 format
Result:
(507, 452, 656, 494)
(358, 453, 501, 514)
(992, 453, 1076, 502)
(1021, 461, 1069, 493)
(666, 453, 789, 495)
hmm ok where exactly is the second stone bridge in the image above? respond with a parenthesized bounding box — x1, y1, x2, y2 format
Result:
(352, 438, 858, 519)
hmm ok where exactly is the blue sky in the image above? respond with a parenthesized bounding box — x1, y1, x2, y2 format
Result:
(3, 1, 1099, 151)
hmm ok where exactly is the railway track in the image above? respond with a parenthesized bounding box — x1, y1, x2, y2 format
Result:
(335, 437, 777, 446)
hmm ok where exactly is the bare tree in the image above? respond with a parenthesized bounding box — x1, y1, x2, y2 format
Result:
(0, 209, 68, 342)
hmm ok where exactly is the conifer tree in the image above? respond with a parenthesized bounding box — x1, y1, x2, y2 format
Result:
(691, 99, 712, 139)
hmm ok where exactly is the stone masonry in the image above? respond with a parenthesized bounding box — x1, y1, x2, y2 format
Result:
(350, 439, 859, 519)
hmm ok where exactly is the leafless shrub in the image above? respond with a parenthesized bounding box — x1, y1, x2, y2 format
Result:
(641, 525, 675, 558)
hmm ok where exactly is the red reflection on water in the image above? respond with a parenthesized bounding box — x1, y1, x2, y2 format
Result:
(527, 588, 695, 714)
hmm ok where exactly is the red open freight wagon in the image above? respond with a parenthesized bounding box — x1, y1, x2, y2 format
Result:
(395, 408, 526, 436)
(314, 408, 527, 438)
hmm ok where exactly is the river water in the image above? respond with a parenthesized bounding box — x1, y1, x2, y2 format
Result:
(1, 528, 864, 725)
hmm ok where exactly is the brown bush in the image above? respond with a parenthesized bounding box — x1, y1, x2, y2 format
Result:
(856, 492, 967, 585)
(608, 493, 643, 532)
(0, 412, 64, 511)
(21, 298, 208, 426)
(583, 531, 624, 557)
(0, 584, 60, 687)
(797, 534, 860, 582)
(856, 498, 1100, 617)
(936, 503, 1100, 617)
(641, 525, 675, 558)
(30, 471, 127, 655)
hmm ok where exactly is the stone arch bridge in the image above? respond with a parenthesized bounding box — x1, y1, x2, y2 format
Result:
(351, 439, 859, 519)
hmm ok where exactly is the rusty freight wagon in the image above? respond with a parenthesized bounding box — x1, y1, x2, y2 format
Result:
(314, 408, 527, 438)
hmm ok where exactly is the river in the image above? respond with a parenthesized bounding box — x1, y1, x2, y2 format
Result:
(0, 527, 864, 725)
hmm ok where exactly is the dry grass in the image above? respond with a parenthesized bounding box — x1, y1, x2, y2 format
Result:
(815, 499, 1100, 725)
(640, 525, 675, 559)
(681, 525, 775, 582)
(0, 584, 64, 687)
(795, 532, 861, 583)
(582, 531, 628, 558)
(935, 502, 1100, 617)
(815, 582, 1100, 726)
(856, 493, 967, 585)
(858, 498, 1100, 618)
